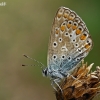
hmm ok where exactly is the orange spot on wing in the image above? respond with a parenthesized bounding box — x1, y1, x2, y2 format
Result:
(86, 47, 91, 52)
(67, 24, 71, 28)
(57, 13, 62, 18)
(60, 25, 65, 31)
(69, 16, 74, 20)
(69, 18, 73, 20)
(64, 13, 68, 18)
(55, 29, 59, 34)
(72, 25, 77, 30)
(76, 29, 81, 35)
(85, 44, 91, 49)
(80, 34, 86, 40)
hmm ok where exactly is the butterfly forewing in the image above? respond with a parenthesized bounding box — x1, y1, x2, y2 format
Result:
(47, 7, 93, 73)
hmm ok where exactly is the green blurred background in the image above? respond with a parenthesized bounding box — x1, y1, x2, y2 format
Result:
(0, 0, 100, 100)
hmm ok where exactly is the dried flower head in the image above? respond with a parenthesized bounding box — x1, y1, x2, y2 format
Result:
(55, 61, 100, 100)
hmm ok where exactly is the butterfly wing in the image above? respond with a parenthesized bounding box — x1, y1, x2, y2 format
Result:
(47, 7, 93, 73)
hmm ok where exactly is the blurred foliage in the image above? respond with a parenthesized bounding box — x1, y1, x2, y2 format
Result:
(0, 0, 100, 100)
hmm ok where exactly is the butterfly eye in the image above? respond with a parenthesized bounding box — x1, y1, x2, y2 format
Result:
(42, 68, 48, 76)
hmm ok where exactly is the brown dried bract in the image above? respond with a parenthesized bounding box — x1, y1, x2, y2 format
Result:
(55, 61, 100, 100)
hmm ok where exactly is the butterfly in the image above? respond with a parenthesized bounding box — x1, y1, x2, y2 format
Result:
(41, 6, 93, 90)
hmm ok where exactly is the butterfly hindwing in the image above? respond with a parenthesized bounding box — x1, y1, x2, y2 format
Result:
(47, 7, 93, 74)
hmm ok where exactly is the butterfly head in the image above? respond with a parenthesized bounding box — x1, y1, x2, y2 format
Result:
(42, 67, 48, 77)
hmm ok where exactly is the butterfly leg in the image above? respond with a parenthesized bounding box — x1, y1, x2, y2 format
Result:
(51, 78, 63, 92)
(54, 78, 63, 92)
(51, 80, 57, 91)
(70, 74, 82, 84)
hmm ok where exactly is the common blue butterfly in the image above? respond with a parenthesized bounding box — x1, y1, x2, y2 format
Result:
(42, 7, 93, 90)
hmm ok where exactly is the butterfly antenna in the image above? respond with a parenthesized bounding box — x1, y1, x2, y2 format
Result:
(22, 64, 35, 67)
(22, 64, 42, 68)
(23, 54, 45, 69)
